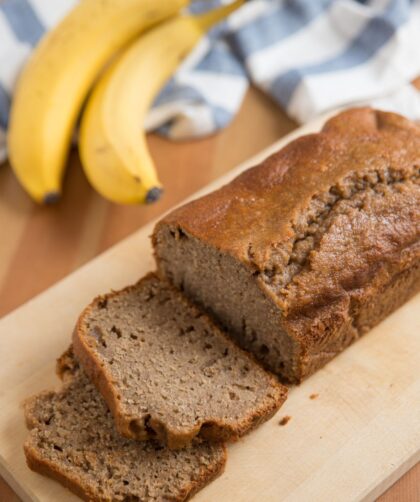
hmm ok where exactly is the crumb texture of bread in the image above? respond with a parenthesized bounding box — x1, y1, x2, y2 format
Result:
(73, 274, 287, 448)
(24, 361, 226, 502)
(153, 108, 420, 383)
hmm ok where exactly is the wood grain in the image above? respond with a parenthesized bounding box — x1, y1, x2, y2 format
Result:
(0, 88, 418, 501)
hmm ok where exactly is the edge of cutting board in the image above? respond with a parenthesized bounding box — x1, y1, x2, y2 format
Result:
(0, 111, 419, 502)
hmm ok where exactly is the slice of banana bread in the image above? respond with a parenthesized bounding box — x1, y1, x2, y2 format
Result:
(153, 108, 420, 383)
(73, 273, 287, 449)
(24, 351, 226, 502)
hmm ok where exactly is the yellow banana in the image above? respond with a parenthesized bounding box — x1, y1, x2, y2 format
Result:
(8, 0, 188, 203)
(79, 1, 244, 205)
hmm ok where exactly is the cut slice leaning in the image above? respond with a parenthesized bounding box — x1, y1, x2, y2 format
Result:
(73, 273, 287, 449)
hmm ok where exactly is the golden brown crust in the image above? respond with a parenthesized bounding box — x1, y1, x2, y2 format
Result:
(73, 273, 287, 449)
(155, 108, 420, 263)
(153, 107, 420, 383)
(293, 259, 420, 381)
(154, 108, 420, 305)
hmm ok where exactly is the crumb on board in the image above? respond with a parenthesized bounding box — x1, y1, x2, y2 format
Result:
(279, 415, 291, 426)
(309, 393, 319, 400)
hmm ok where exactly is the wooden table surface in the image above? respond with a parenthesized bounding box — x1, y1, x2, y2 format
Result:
(0, 88, 418, 502)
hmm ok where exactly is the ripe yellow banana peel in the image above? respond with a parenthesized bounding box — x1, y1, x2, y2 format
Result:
(79, 0, 244, 205)
(7, 0, 188, 203)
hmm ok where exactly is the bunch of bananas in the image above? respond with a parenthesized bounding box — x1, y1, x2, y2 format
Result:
(8, 0, 243, 205)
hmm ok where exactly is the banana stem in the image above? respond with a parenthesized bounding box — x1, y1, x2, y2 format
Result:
(195, 0, 244, 31)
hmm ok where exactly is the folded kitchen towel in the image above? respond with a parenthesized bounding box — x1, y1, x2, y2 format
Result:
(1, 0, 420, 164)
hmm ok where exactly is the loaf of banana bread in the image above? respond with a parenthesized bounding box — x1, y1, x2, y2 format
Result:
(153, 108, 420, 383)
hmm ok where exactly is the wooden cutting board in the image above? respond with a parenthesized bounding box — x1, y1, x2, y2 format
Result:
(0, 115, 419, 502)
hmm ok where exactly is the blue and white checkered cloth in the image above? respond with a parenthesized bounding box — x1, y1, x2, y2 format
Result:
(1, 0, 420, 164)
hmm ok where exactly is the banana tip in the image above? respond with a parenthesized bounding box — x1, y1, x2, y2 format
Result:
(145, 187, 163, 204)
(43, 192, 61, 204)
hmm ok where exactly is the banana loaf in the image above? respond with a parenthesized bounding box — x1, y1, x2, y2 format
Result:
(153, 108, 420, 383)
